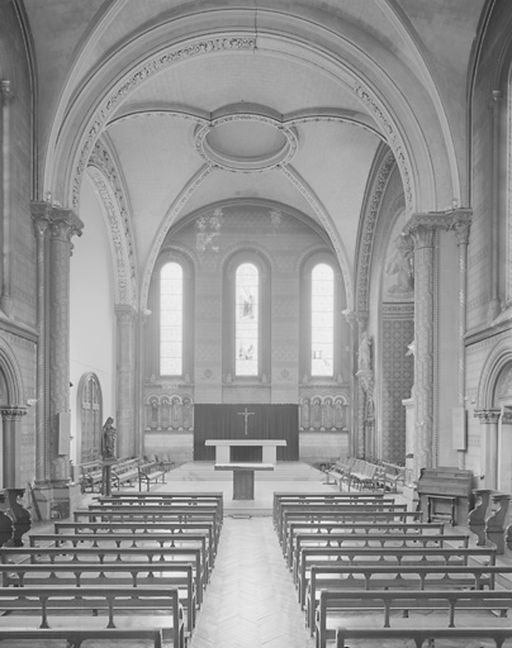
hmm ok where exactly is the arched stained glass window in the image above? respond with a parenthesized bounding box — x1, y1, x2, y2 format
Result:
(235, 263, 259, 376)
(160, 262, 183, 376)
(311, 263, 334, 377)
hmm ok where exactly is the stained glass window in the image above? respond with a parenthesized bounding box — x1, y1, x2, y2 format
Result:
(160, 262, 183, 375)
(235, 263, 258, 376)
(311, 263, 334, 376)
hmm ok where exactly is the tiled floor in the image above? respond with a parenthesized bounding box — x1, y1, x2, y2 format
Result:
(189, 516, 315, 648)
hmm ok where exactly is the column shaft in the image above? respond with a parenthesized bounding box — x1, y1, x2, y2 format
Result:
(115, 304, 137, 458)
(0, 80, 13, 315)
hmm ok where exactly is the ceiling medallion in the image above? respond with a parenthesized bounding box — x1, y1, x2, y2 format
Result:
(194, 103, 298, 172)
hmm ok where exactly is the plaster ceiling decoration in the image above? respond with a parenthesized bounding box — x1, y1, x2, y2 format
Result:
(194, 103, 299, 172)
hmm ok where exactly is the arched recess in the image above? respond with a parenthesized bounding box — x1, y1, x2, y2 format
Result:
(44, 6, 459, 234)
(76, 372, 103, 463)
(477, 339, 512, 410)
(0, 338, 26, 489)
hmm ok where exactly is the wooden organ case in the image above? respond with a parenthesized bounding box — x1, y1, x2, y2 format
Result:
(417, 466, 474, 526)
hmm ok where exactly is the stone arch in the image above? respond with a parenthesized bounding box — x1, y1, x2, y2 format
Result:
(75, 372, 103, 463)
(44, 6, 460, 250)
(477, 339, 512, 410)
(0, 338, 25, 407)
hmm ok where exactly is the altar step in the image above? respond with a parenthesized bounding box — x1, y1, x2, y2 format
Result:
(167, 461, 324, 482)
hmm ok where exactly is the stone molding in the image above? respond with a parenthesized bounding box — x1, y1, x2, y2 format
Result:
(0, 406, 26, 419)
(31, 201, 83, 242)
(474, 409, 501, 424)
(88, 140, 138, 307)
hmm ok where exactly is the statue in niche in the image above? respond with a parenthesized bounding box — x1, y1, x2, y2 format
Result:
(385, 235, 414, 296)
(101, 417, 117, 460)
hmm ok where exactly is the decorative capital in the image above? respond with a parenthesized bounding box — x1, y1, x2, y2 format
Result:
(0, 406, 27, 420)
(474, 409, 501, 424)
(31, 201, 84, 241)
(0, 80, 13, 103)
(114, 303, 137, 323)
(450, 208, 472, 246)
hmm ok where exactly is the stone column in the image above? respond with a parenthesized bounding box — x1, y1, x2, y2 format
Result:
(0, 406, 27, 488)
(488, 90, 502, 319)
(0, 80, 13, 316)
(452, 211, 472, 469)
(31, 201, 83, 519)
(474, 409, 501, 489)
(403, 215, 438, 475)
(342, 309, 358, 457)
(115, 304, 137, 458)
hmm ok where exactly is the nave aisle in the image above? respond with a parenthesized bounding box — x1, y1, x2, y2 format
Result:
(189, 517, 315, 648)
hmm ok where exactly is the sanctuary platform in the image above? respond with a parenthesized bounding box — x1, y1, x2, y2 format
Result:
(158, 461, 331, 516)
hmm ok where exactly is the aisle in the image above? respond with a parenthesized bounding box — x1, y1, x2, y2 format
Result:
(189, 517, 315, 648)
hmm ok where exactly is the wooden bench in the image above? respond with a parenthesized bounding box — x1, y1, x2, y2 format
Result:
(0, 544, 208, 605)
(279, 507, 421, 548)
(138, 460, 167, 491)
(334, 626, 512, 648)
(290, 531, 470, 573)
(297, 546, 496, 608)
(324, 458, 356, 489)
(306, 563, 512, 633)
(283, 521, 445, 565)
(273, 492, 386, 530)
(316, 588, 512, 648)
(31, 529, 215, 568)
(111, 457, 142, 490)
(374, 460, 406, 493)
(76, 505, 222, 548)
(0, 561, 197, 634)
(276, 502, 409, 543)
(0, 628, 164, 648)
(347, 458, 380, 490)
(77, 458, 104, 493)
(54, 520, 218, 560)
(0, 585, 185, 648)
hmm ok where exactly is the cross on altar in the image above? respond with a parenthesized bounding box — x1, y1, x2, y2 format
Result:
(237, 407, 255, 436)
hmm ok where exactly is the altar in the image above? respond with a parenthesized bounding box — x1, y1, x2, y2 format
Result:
(205, 438, 287, 500)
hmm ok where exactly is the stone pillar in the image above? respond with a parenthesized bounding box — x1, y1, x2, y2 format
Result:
(474, 409, 501, 489)
(488, 90, 502, 319)
(115, 304, 138, 458)
(342, 309, 358, 458)
(403, 210, 471, 478)
(0, 80, 13, 316)
(0, 406, 26, 488)
(31, 201, 83, 519)
(452, 211, 472, 469)
(403, 215, 438, 476)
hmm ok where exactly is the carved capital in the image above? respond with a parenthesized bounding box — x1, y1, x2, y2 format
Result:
(31, 201, 83, 241)
(450, 208, 472, 246)
(0, 406, 27, 420)
(0, 80, 13, 104)
(115, 303, 137, 323)
(403, 212, 450, 247)
(474, 409, 501, 424)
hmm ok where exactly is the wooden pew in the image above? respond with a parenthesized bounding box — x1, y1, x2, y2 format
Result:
(297, 546, 496, 607)
(99, 491, 224, 516)
(290, 530, 469, 573)
(334, 626, 512, 648)
(138, 459, 167, 491)
(54, 520, 218, 558)
(31, 530, 215, 567)
(0, 561, 197, 634)
(306, 563, 512, 633)
(279, 508, 422, 548)
(315, 588, 512, 648)
(0, 585, 185, 648)
(283, 521, 445, 565)
(111, 457, 142, 490)
(0, 628, 164, 648)
(0, 545, 208, 605)
(73, 506, 222, 545)
(276, 503, 411, 544)
(272, 492, 387, 529)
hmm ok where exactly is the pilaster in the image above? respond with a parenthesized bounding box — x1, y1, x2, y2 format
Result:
(474, 409, 501, 490)
(115, 303, 138, 458)
(0, 80, 14, 316)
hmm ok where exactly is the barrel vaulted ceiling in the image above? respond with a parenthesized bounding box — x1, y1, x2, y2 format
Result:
(21, 0, 487, 308)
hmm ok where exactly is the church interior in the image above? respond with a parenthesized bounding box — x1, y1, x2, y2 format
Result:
(1, 0, 512, 646)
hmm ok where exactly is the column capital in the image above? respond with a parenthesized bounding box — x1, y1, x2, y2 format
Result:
(31, 201, 83, 241)
(0, 80, 13, 104)
(114, 303, 138, 322)
(474, 409, 501, 424)
(0, 406, 27, 420)
(342, 309, 358, 328)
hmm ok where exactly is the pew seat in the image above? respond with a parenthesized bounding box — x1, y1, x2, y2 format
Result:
(0, 586, 185, 648)
(0, 627, 164, 648)
(138, 460, 167, 491)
